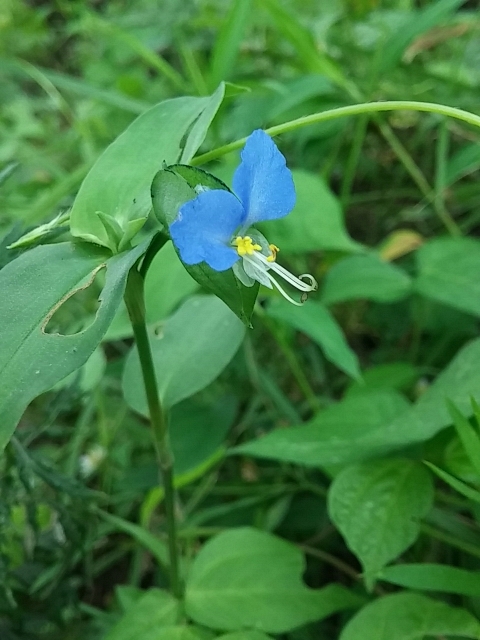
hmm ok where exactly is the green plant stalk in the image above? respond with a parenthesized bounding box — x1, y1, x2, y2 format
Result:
(192, 100, 480, 166)
(124, 268, 182, 599)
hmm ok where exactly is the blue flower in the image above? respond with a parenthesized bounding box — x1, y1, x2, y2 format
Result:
(170, 130, 317, 305)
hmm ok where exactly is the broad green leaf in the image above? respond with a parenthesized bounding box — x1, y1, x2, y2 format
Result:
(123, 295, 245, 412)
(415, 237, 480, 316)
(185, 527, 363, 633)
(377, 0, 467, 74)
(346, 363, 417, 398)
(0, 240, 148, 452)
(70, 86, 224, 249)
(151, 167, 258, 326)
(322, 254, 412, 305)
(388, 337, 480, 446)
(262, 170, 360, 254)
(233, 391, 409, 467)
(266, 299, 360, 379)
(105, 242, 198, 340)
(103, 589, 179, 640)
(380, 564, 480, 598)
(328, 459, 434, 586)
(237, 338, 480, 466)
(340, 592, 480, 640)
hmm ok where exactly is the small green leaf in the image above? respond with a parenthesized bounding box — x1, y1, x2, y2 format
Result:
(266, 299, 360, 379)
(0, 240, 149, 452)
(328, 459, 434, 587)
(151, 166, 258, 326)
(185, 527, 363, 633)
(380, 563, 480, 598)
(414, 237, 480, 317)
(70, 86, 224, 248)
(123, 295, 245, 412)
(322, 254, 412, 305)
(103, 589, 179, 640)
(340, 592, 480, 640)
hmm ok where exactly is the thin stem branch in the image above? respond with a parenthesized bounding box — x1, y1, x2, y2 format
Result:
(192, 100, 480, 166)
(124, 268, 182, 599)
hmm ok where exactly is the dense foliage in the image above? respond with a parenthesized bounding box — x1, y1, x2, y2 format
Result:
(2, 1, 480, 639)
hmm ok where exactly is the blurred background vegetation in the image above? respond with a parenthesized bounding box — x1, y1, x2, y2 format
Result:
(2, 0, 480, 638)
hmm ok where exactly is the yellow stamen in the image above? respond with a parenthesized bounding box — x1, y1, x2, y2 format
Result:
(267, 244, 280, 262)
(233, 236, 262, 256)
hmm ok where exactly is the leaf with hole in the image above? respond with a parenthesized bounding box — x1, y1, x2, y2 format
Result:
(0, 240, 148, 452)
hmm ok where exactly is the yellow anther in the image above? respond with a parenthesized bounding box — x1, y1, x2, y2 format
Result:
(233, 236, 262, 256)
(267, 243, 280, 262)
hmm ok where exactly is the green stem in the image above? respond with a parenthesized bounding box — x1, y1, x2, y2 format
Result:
(124, 268, 182, 599)
(192, 100, 480, 166)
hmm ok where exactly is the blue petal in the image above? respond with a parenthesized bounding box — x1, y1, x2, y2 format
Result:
(232, 129, 296, 227)
(170, 189, 244, 271)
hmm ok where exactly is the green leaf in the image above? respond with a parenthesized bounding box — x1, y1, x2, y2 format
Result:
(414, 237, 480, 317)
(346, 363, 417, 398)
(322, 254, 412, 305)
(70, 86, 225, 249)
(380, 564, 480, 598)
(339, 592, 480, 640)
(103, 589, 179, 640)
(151, 166, 258, 326)
(105, 242, 198, 341)
(266, 299, 360, 379)
(328, 459, 434, 587)
(123, 295, 245, 412)
(447, 400, 480, 477)
(233, 391, 409, 467)
(185, 527, 363, 633)
(0, 240, 148, 452)
(262, 170, 360, 254)
(236, 338, 480, 466)
(377, 0, 467, 74)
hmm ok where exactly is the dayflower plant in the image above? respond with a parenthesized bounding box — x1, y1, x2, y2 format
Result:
(170, 130, 317, 305)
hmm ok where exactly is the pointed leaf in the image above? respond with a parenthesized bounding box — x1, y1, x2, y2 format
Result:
(380, 563, 480, 598)
(0, 240, 148, 451)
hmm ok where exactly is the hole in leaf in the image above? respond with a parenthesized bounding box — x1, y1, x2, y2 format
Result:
(42, 264, 106, 336)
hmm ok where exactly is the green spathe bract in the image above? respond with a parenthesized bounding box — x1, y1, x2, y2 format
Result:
(70, 85, 225, 250)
